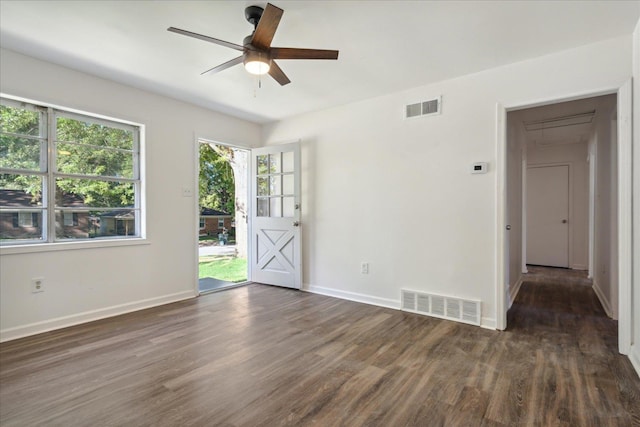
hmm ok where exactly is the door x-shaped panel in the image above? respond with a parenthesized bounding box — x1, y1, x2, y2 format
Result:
(256, 228, 295, 273)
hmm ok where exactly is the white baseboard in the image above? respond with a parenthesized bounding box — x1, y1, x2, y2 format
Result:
(571, 264, 588, 270)
(591, 280, 613, 318)
(509, 277, 524, 309)
(629, 344, 640, 379)
(305, 284, 497, 330)
(480, 317, 496, 330)
(304, 284, 400, 310)
(0, 290, 197, 343)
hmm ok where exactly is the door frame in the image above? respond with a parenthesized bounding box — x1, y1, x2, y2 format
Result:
(495, 81, 632, 355)
(525, 162, 573, 269)
(194, 137, 253, 295)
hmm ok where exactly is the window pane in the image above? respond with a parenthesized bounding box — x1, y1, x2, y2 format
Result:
(257, 177, 269, 196)
(283, 174, 294, 195)
(0, 135, 44, 171)
(270, 176, 282, 196)
(0, 174, 43, 206)
(55, 209, 137, 239)
(56, 117, 133, 150)
(282, 151, 294, 173)
(55, 178, 134, 208)
(283, 197, 295, 218)
(269, 153, 281, 173)
(0, 103, 41, 137)
(0, 210, 44, 242)
(269, 197, 282, 217)
(257, 155, 269, 175)
(257, 198, 269, 217)
(56, 142, 134, 178)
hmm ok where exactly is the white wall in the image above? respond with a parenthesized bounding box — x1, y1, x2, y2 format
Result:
(631, 18, 640, 376)
(505, 112, 524, 305)
(262, 36, 632, 329)
(0, 48, 261, 341)
(591, 96, 619, 318)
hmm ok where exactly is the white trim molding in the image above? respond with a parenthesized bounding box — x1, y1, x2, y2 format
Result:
(591, 279, 614, 318)
(616, 80, 633, 355)
(495, 102, 508, 330)
(509, 277, 524, 309)
(0, 290, 196, 343)
(304, 284, 400, 310)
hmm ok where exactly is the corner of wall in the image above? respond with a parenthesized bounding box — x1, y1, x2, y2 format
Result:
(591, 279, 614, 318)
(630, 345, 640, 379)
(508, 276, 524, 309)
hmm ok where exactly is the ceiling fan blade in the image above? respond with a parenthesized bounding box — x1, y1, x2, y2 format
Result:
(201, 56, 244, 75)
(251, 3, 283, 50)
(270, 47, 339, 60)
(168, 27, 244, 51)
(268, 60, 291, 86)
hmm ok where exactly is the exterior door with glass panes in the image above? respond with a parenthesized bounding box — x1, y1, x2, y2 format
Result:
(251, 142, 301, 289)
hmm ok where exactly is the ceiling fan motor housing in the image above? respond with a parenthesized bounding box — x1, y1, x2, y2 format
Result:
(245, 5, 264, 28)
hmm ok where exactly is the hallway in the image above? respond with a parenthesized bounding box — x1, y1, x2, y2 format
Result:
(506, 266, 639, 423)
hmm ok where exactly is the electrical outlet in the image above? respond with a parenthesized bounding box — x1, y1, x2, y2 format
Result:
(31, 277, 44, 293)
(182, 187, 193, 197)
(361, 262, 369, 274)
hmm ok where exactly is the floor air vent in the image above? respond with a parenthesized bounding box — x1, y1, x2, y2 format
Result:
(401, 290, 481, 326)
(405, 97, 441, 119)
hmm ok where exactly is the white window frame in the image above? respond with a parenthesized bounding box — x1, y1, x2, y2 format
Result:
(218, 218, 225, 228)
(0, 95, 145, 247)
(199, 217, 206, 229)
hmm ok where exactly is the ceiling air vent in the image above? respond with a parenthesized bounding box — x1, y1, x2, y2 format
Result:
(405, 97, 441, 119)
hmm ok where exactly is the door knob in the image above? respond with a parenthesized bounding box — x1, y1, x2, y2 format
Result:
(293, 221, 300, 227)
(562, 219, 567, 223)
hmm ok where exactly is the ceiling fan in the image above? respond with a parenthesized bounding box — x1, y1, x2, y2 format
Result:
(168, 3, 339, 86)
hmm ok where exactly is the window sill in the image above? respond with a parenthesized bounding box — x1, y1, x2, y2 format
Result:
(0, 238, 150, 255)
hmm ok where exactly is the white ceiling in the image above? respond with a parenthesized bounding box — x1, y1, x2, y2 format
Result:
(1, 1, 638, 124)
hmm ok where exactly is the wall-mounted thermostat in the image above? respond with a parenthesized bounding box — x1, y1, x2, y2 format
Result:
(471, 162, 488, 174)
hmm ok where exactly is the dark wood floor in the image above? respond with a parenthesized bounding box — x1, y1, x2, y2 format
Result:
(1, 272, 639, 426)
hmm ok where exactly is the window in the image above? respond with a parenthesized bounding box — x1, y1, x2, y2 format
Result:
(256, 152, 295, 218)
(199, 217, 205, 229)
(18, 212, 33, 227)
(63, 211, 78, 227)
(218, 218, 224, 229)
(0, 96, 143, 244)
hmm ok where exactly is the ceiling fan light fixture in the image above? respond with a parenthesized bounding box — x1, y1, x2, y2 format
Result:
(244, 51, 271, 75)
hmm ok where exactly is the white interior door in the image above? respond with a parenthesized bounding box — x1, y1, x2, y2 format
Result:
(526, 165, 569, 268)
(250, 142, 301, 288)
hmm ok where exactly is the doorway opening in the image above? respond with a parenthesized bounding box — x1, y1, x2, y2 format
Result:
(197, 140, 249, 294)
(503, 92, 620, 329)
